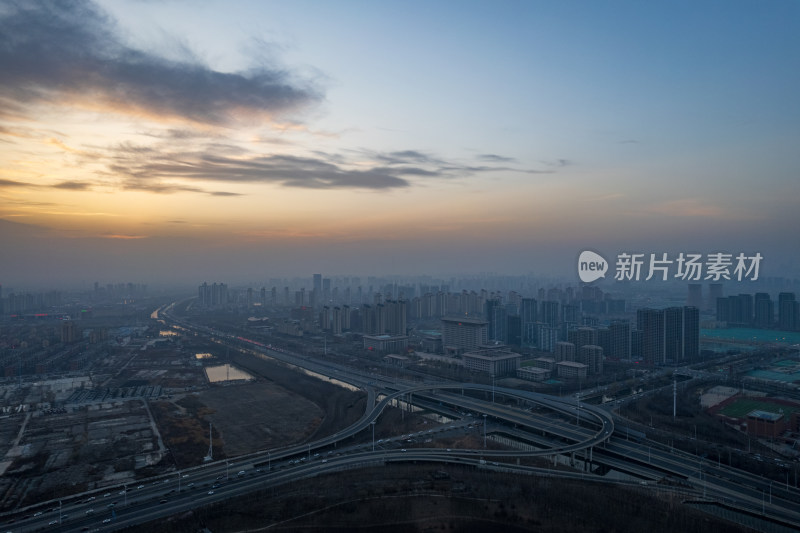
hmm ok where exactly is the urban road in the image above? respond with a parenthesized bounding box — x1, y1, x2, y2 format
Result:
(3, 305, 799, 532)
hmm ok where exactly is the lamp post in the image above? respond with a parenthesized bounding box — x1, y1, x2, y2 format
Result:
(483, 414, 487, 449)
(268, 451, 271, 473)
(371, 421, 376, 451)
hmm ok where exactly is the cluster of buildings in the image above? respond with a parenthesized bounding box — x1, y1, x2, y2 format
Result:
(716, 292, 799, 330)
(437, 305, 699, 381)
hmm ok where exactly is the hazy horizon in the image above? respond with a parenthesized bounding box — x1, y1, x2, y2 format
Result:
(2, 1, 799, 287)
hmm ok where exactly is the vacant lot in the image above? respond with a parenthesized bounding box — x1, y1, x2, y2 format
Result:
(202, 381, 323, 456)
(151, 352, 366, 467)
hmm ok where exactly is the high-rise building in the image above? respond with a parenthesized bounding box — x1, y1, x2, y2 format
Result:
(754, 293, 774, 327)
(609, 320, 631, 360)
(637, 308, 665, 365)
(682, 306, 700, 361)
(198, 282, 227, 308)
(485, 299, 507, 343)
(313, 274, 322, 295)
(537, 324, 560, 352)
(319, 306, 330, 331)
(637, 306, 698, 364)
(716, 297, 730, 322)
(61, 321, 78, 343)
(778, 293, 799, 331)
(579, 345, 604, 375)
(331, 307, 342, 335)
(687, 284, 703, 309)
(708, 283, 724, 312)
(568, 326, 597, 351)
(555, 341, 575, 362)
(520, 298, 538, 347)
(540, 300, 559, 327)
(506, 314, 521, 346)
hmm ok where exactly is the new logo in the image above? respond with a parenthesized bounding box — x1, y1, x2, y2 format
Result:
(578, 250, 608, 283)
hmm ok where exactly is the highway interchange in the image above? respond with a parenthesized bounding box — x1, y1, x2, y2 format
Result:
(3, 303, 800, 532)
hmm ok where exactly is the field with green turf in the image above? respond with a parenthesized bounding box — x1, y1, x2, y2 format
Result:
(719, 397, 799, 418)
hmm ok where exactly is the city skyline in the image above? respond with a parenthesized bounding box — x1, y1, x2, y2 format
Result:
(1, 1, 799, 286)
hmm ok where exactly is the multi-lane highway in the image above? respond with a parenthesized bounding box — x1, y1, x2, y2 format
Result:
(3, 304, 799, 532)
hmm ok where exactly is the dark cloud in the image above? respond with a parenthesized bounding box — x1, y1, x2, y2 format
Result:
(373, 150, 445, 166)
(0, 178, 34, 188)
(101, 142, 560, 192)
(114, 151, 411, 191)
(477, 154, 517, 163)
(0, 1, 320, 125)
(52, 181, 92, 190)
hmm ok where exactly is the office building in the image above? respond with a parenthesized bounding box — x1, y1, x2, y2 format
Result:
(441, 316, 488, 355)
(461, 348, 521, 376)
(363, 334, 408, 353)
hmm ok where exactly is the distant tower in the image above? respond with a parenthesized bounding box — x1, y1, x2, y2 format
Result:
(687, 284, 702, 309)
(708, 283, 723, 312)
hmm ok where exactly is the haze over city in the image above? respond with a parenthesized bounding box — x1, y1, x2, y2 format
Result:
(1, 0, 799, 288)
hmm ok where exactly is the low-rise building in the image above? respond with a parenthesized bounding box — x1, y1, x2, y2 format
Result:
(363, 334, 408, 353)
(462, 348, 521, 376)
(746, 410, 786, 439)
(517, 366, 551, 382)
(556, 361, 588, 380)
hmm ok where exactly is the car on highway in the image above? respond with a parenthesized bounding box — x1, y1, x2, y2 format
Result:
(207, 491, 214, 495)
(102, 518, 112, 524)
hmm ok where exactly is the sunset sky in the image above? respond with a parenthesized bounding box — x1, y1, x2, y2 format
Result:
(1, 1, 798, 288)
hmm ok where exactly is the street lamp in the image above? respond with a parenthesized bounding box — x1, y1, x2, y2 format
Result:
(371, 421, 376, 451)
(268, 451, 271, 472)
(483, 414, 487, 449)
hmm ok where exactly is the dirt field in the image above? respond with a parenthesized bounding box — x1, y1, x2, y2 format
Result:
(151, 351, 367, 467)
(202, 381, 323, 456)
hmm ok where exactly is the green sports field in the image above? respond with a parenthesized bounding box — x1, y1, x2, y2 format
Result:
(719, 397, 799, 418)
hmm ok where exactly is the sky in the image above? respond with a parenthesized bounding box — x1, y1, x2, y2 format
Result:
(1, 0, 799, 288)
